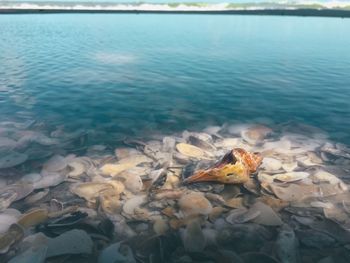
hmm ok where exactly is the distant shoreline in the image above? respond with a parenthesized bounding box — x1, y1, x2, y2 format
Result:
(0, 8, 350, 18)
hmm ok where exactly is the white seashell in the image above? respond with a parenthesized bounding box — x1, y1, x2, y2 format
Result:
(261, 158, 282, 171)
(312, 170, 341, 185)
(0, 209, 22, 234)
(274, 172, 310, 183)
(282, 162, 298, 172)
(122, 195, 147, 215)
(34, 171, 65, 189)
(100, 155, 152, 176)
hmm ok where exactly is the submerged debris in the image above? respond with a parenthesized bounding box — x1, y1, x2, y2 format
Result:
(0, 122, 349, 262)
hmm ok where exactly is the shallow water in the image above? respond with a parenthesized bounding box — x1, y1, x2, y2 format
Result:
(0, 14, 350, 145)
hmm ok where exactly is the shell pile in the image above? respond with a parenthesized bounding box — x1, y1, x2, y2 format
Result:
(0, 121, 350, 263)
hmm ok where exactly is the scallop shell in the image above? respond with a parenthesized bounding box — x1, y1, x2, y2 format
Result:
(261, 157, 282, 171)
(178, 192, 212, 217)
(274, 172, 310, 183)
(100, 155, 151, 176)
(176, 143, 209, 159)
(250, 202, 283, 226)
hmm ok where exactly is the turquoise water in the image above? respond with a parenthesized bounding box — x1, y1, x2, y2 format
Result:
(0, 14, 350, 144)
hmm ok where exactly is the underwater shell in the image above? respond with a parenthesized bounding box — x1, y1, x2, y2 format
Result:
(46, 229, 93, 257)
(261, 157, 282, 171)
(98, 242, 136, 263)
(0, 152, 28, 169)
(17, 209, 49, 229)
(251, 202, 283, 226)
(100, 155, 151, 176)
(274, 172, 310, 183)
(70, 182, 113, 202)
(178, 192, 212, 217)
(99, 189, 121, 215)
(67, 161, 86, 177)
(0, 209, 22, 234)
(241, 125, 272, 144)
(226, 208, 260, 224)
(123, 195, 147, 215)
(176, 143, 209, 159)
(42, 155, 67, 172)
(0, 223, 24, 254)
(269, 183, 318, 202)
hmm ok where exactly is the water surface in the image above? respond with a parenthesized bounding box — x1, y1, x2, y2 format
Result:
(0, 14, 350, 144)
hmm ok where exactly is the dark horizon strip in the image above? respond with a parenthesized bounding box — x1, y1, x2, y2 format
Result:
(0, 8, 350, 18)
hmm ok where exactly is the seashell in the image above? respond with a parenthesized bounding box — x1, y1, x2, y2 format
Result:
(0, 151, 28, 169)
(188, 133, 216, 152)
(181, 219, 206, 252)
(257, 196, 289, 212)
(98, 242, 136, 263)
(214, 138, 240, 149)
(24, 189, 49, 204)
(100, 155, 151, 176)
(8, 242, 47, 263)
(225, 197, 244, 208)
(114, 147, 141, 160)
(0, 209, 22, 234)
(0, 224, 24, 254)
(122, 195, 147, 215)
(42, 155, 67, 172)
(274, 172, 310, 183)
(153, 218, 169, 235)
(184, 148, 262, 184)
(70, 182, 113, 202)
(0, 188, 17, 209)
(275, 224, 299, 263)
(281, 162, 298, 172)
(162, 136, 176, 152)
(226, 208, 260, 224)
(178, 192, 212, 217)
(261, 157, 282, 171)
(209, 207, 228, 223)
(250, 202, 283, 226)
(204, 193, 225, 205)
(203, 126, 222, 136)
(2, 183, 34, 203)
(46, 229, 93, 257)
(269, 183, 318, 202)
(241, 125, 272, 145)
(35, 171, 65, 189)
(312, 170, 341, 185)
(17, 209, 49, 229)
(176, 143, 210, 159)
(67, 161, 86, 177)
(99, 189, 121, 215)
(117, 172, 143, 193)
(227, 124, 253, 135)
(263, 139, 292, 154)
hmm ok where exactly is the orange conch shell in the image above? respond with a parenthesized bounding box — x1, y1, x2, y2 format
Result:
(184, 148, 262, 184)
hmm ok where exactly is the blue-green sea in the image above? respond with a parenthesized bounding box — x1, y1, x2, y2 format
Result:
(1, 14, 350, 144)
